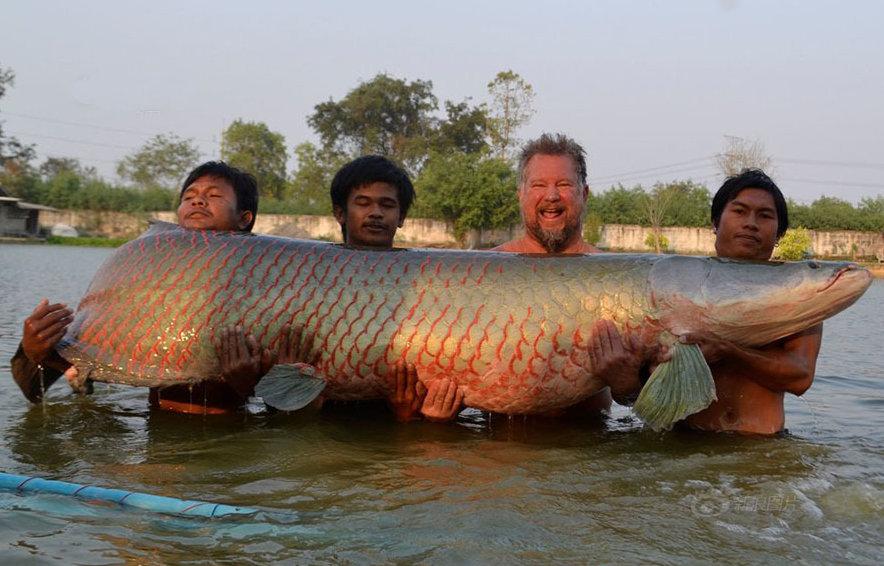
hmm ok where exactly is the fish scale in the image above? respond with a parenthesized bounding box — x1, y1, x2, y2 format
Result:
(58, 221, 872, 415)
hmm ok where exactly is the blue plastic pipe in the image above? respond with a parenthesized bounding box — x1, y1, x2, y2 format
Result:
(0, 471, 258, 518)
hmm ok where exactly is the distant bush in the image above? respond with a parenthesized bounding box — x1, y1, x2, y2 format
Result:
(773, 228, 812, 260)
(46, 235, 130, 247)
(644, 232, 669, 252)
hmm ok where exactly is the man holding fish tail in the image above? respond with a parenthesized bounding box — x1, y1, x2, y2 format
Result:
(600, 169, 822, 434)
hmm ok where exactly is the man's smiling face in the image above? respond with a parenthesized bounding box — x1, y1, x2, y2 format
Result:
(518, 154, 588, 252)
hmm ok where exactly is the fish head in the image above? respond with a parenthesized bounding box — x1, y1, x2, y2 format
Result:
(649, 255, 872, 345)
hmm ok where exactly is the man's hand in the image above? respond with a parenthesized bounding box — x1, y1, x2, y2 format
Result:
(588, 320, 643, 400)
(678, 333, 735, 365)
(22, 299, 73, 365)
(420, 378, 464, 422)
(387, 361, 427, 422)
(215, 326, 275, 399)
(277, 324, 320, 365)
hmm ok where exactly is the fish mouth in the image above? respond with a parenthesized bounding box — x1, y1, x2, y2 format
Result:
(817, 264, 867, 293)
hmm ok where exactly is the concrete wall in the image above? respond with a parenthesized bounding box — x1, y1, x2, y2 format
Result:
(38, 210, 884, 258)
(596, 224, 884, 258)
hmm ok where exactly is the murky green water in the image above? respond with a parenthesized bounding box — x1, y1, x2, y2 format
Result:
(1, 244, 881, 564)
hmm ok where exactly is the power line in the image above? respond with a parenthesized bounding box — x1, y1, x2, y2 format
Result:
(8, 130, 139, 151)
(3, 111, 217, 145)
(780, 157, 884, 170)
(778, 177, 884, 190)
(589, 156, 715, 183)
(591, 164, 718, 186)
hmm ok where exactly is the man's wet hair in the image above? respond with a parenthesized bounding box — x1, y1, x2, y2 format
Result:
(711, 169, 789, 237)
(330, 155, 415, 238)
(180, 161, 258, 232)
(517, 133, 588, 187)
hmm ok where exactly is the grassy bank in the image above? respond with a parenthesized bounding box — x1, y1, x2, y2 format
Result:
(46, 236, 131, 248)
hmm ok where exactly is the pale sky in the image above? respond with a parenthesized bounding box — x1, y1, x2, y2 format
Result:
(2, 0, 882, 203)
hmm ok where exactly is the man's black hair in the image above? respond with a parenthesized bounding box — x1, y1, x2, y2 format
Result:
(179, 161, 258, 232)
(711, 169, 789, 237)
(329, 155, 415, 239)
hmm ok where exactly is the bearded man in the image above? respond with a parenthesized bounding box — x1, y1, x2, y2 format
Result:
(495, 133, 616, 416)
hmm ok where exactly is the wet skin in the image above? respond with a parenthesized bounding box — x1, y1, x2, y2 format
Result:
(601, 187, 822, 434)
(495, 153, 609, 415)
(685, 188, 822, 434)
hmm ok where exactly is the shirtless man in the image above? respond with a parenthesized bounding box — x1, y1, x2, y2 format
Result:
(329, 155, 462, 422)
(494, 133, 623, 415)
(11, 161, 312, 414)
(599, 169, 821, 434)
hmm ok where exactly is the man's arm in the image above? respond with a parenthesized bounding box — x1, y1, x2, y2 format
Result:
(10, 344, 66, 403)
(10, 299, 75, 402)
(680, 323, 822, 396)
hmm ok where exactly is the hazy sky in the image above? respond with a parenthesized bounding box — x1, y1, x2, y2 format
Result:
(2, 0, 882, 203)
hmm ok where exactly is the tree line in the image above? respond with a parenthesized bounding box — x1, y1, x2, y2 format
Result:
(1, 64, 882, 236)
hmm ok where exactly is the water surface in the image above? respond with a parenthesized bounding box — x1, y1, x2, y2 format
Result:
(1, 244, 881, 563)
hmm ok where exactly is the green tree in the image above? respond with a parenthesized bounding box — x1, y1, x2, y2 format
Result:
(789, 196, 862, 231)
(0, 65, 35, 167)
(432, 99, 489, 154)
(117, 133, 200, 190)
(582, 211, 603, 245)
(486, 70, 535, 160)
(857, 196, 884, 231)
(288, 141, 348, 215)
(641, 185, 678, 253)
(0, 65, 36, 192)
(590, 184, 646, 225)
(414, 151, 519, 243)
(655, 180, 711, 227)
(221, 119, 288, 199)
(39, 156, 96, 181)
(308, 74, 438, 173)
(773, 227, 812, 260)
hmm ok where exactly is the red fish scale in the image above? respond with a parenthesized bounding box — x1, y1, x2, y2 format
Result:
(60, 223, 663, 413)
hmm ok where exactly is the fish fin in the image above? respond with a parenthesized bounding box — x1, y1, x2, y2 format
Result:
(67, 366, 94, 395)
(253, 363, 326, 412)
(633, 342, 717, 432)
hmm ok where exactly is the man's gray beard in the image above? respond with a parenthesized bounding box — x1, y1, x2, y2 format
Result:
(524, 214, 581, 253)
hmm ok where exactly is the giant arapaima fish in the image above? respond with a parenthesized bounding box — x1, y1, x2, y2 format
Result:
(58, 222, 872, 430)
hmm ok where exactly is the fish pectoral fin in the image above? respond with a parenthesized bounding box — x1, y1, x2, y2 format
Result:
(633, 342, 717, 432)
(254, 363, 326, 412)
(67, 366, 94, 396)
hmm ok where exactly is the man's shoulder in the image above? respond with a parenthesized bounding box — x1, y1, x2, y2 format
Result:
(491, 240, 521, 252)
